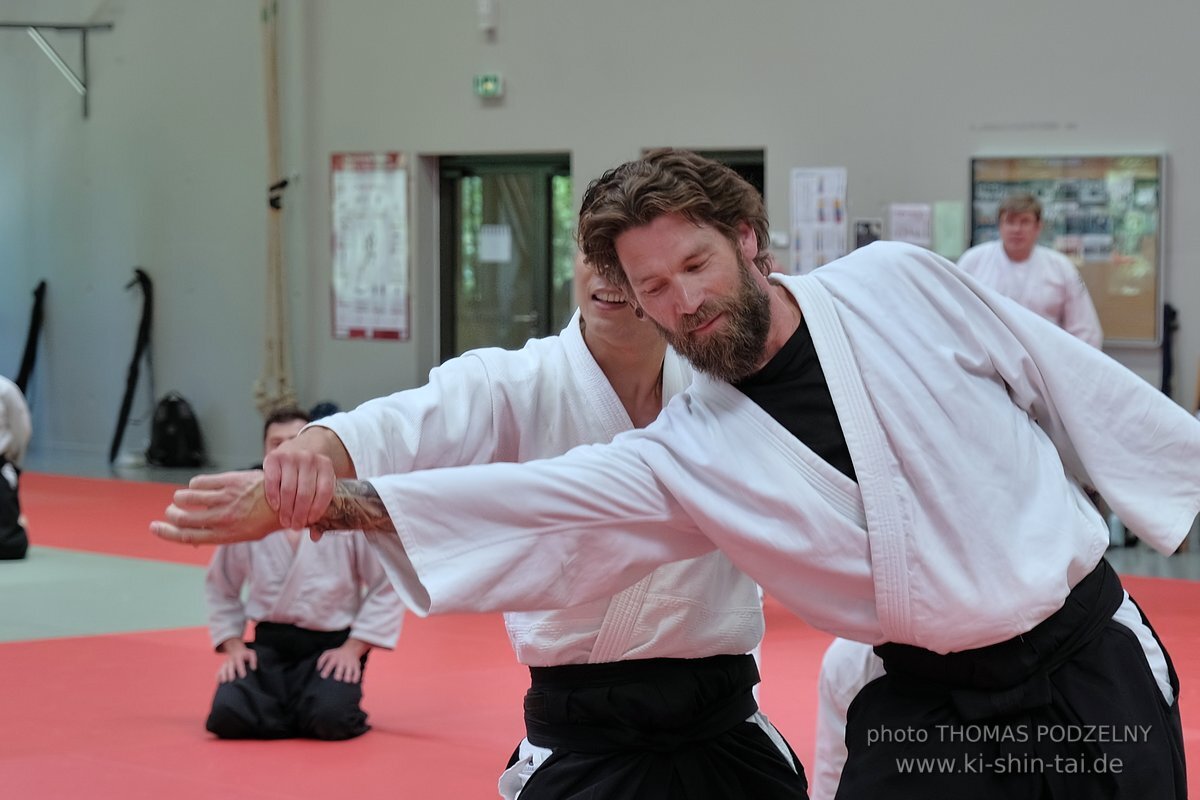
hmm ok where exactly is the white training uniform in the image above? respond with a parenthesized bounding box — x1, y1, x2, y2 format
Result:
(357, 243, 1200, 658)
(810, 639, 887, 800)
(958, 240, 1103, 347)
(315, 312, 773, 796)
(0, 376, 31, 468)
(205, 531, 403, 652)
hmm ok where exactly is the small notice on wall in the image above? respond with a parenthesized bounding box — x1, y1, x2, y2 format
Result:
(330, 152, 410, 340)
(889, 203, 932, 248)
(790, 167, 848, 273)
(932, 201, 966, 260)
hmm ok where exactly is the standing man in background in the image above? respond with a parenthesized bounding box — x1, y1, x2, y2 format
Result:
(958, 191, 1103, 347)
(0, 375, 31, 560)
(203, 407, 403, 740)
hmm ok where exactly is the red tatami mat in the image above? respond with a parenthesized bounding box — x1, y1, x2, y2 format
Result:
(0, 614, 531, 799)
(1, 586, 1196, 798)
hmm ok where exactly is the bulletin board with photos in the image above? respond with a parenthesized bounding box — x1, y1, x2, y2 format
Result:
(970, 155, 1165, 345)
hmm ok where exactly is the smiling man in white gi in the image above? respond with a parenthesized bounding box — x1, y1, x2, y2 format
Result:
(157, 150, 1199, 799)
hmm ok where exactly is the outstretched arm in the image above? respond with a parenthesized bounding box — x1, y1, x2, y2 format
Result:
(150, 470, 394, 545)
(154, 436, 715, 616)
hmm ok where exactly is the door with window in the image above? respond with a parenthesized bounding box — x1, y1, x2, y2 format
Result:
(439, 155, 575, 361)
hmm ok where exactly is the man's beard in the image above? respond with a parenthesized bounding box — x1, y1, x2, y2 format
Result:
(655, 253, 771, 383)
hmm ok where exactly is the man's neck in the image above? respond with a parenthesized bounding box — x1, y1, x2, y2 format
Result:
(758, 283, 804, 368)
(1002, 243, 1035, 263)
(584, 325, 667, 429)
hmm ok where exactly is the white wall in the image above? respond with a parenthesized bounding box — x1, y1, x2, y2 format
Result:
(3, 0, 1198, 468)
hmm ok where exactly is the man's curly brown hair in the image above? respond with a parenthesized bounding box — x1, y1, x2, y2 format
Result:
(578, 149, 771, 292)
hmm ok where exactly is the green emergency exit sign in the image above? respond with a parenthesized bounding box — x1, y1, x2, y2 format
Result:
(474, 73, 504, 98)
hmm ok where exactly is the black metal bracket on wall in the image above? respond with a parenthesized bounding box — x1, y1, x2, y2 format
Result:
(0, 22, 115, 118)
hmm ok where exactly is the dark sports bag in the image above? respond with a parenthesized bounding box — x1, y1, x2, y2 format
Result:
(146, 392, 206, 467)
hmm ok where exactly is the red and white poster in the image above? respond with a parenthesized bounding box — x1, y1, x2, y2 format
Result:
(330, 152, 410, 340)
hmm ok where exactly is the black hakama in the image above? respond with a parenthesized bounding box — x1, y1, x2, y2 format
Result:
(206, 622, 370, 741)
(513, 653, 808, 799)
(836, 560, 1186, 798)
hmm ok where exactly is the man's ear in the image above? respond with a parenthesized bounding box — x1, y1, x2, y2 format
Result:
(736, 221, 757, 262)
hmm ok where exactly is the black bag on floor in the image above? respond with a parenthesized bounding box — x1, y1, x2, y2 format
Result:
(146, 392, 206, 467)
(0, 460, 28, 560)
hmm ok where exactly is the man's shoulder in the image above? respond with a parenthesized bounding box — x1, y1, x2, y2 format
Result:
(803, 241, 956, 286)
(957, 240, 998, 265)
(450, 331, 573, 380)
(1033, 244, 1076, 266)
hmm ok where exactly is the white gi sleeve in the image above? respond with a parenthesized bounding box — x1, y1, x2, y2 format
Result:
(204, 544, 251, 649)
(0, 378, 32, 466)
(346, 533, 404, 649)
(314, 354, 506, 479)
(941, 260, 1200, 553)
(362, 436, 715, 616)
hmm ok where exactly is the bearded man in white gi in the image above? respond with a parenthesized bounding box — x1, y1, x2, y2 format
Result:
(0, 375, 32, 560)
(157, 150, 1198, 798)
(203, 407, 403, 740)
(958, 191, 1103, 347)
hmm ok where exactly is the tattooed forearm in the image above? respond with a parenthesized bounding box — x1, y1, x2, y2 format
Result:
(313, 480, 396, 534)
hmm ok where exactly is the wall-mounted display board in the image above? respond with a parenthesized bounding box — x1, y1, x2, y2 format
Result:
(970, 155, 1164, 345)
(330, 152, 411, 341)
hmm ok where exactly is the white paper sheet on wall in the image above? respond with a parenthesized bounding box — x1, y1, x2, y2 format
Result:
(889, 203, 932, 248)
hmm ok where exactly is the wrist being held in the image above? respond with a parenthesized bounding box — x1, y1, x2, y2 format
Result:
(309, 479, 396, 538)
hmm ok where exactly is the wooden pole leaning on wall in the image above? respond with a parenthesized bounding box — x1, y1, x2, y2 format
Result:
(1194, 355, 1200, 414)
(253, 0, 297, 417)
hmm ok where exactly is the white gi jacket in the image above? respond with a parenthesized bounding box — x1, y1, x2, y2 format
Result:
(205, 531, 403, 650)
(0, 376, 31, 466)
(958, 241, 1103, 347)
(317, 311, 764, 665)
(361, 243, 1200, 655)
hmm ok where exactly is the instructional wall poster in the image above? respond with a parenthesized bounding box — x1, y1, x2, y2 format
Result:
(790, 167, 848, 273)
(330, 152, 410, 340)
